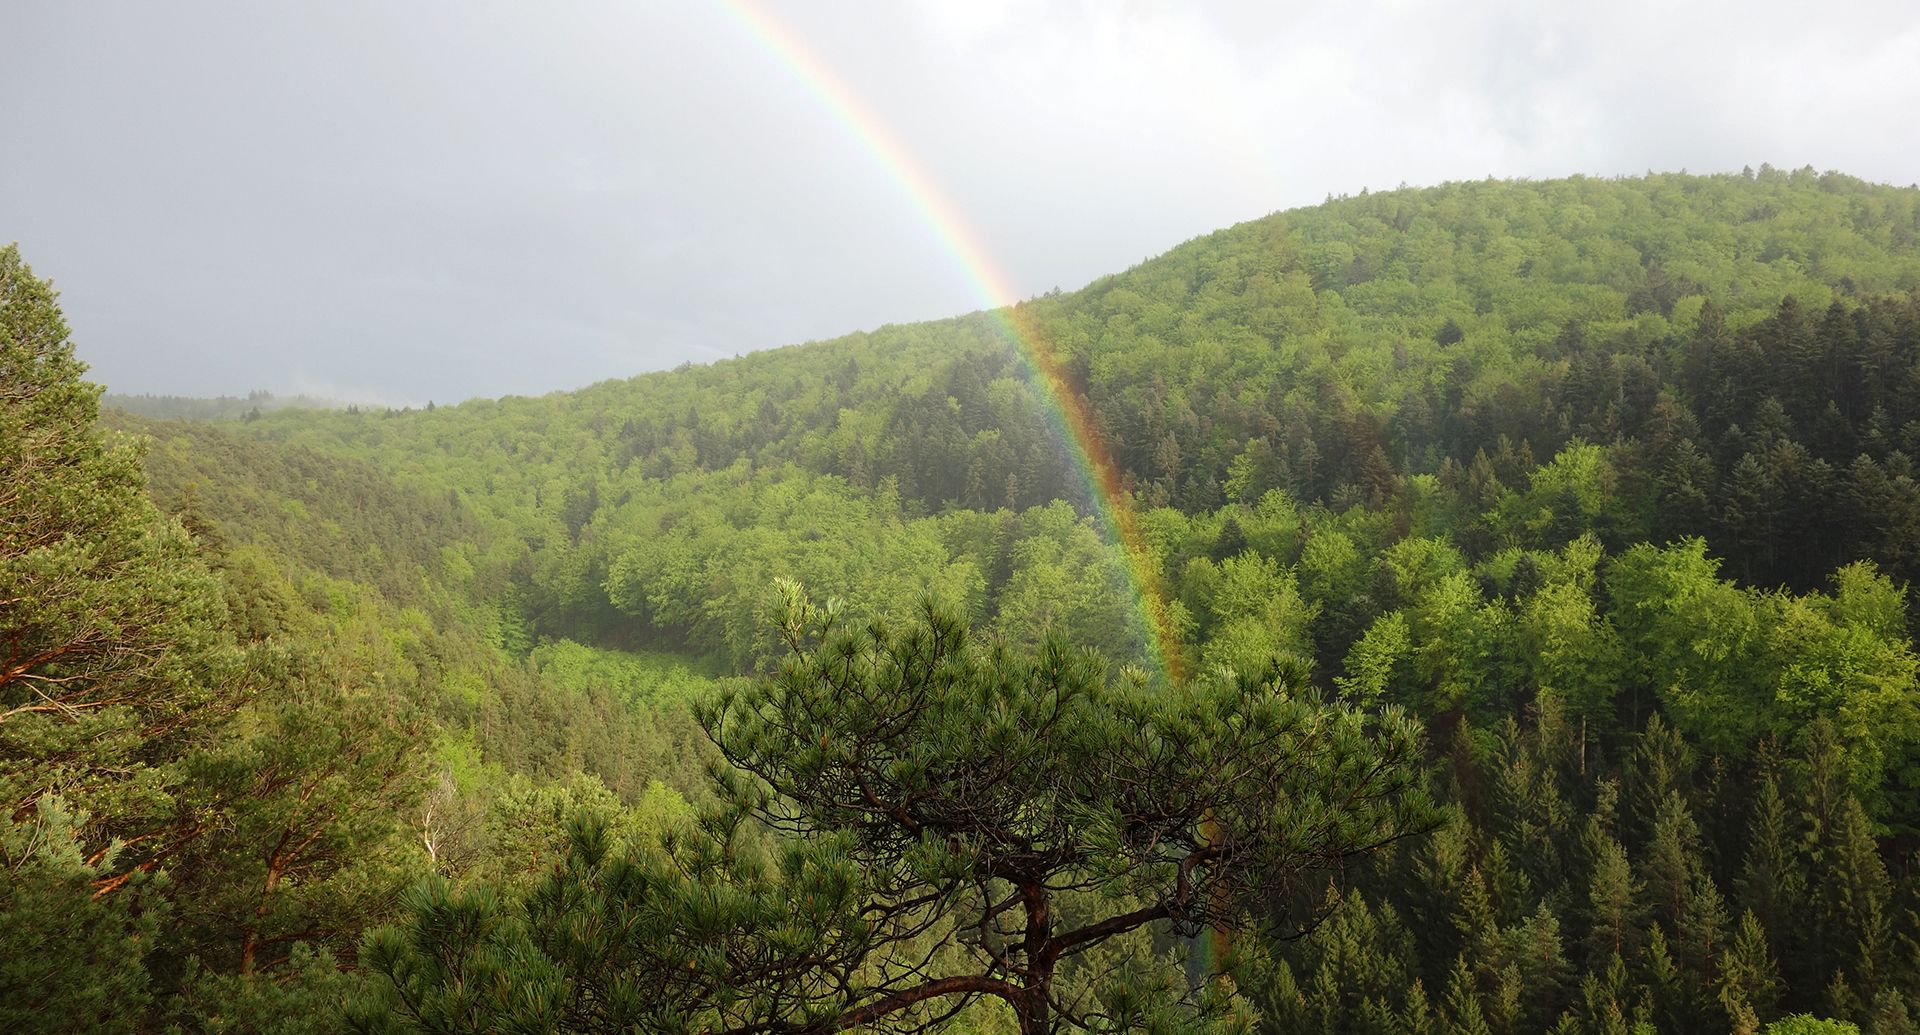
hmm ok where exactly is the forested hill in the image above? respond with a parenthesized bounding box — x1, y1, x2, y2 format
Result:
(189, 169, 1920, 659)
(220, 168, 1920, 518)
(103, 390, 348, 421)
(18, 169, 1920, 1033)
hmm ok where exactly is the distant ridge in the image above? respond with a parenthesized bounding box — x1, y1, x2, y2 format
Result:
(104, 389, 350, 421)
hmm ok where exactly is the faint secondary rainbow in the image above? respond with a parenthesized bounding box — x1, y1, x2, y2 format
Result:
(720, 1, 1186, 684)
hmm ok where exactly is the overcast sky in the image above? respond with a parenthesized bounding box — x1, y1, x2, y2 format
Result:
(6, 1, 1919, 403)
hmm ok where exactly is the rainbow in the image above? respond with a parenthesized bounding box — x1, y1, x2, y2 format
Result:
(720, 1, 1187, 685)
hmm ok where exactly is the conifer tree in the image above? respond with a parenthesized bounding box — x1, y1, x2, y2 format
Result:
(1401, 980, 1439, 1035)
(1738, 766, 1805, 957)
(0, 244, 232, 1025)
(171, 640, 428, 977)
(1868, 988, 1916, 1035)
(1677, 872, 1732, 987)
(1585, 832, 1645, 967)
(1823, 797, 1894, 1002)
(1640, 925, 1686, 1035)
(1452, 866, 1503, 975)
(0, 799, 158, 1032)
(1511, 903, 1573, 1032)
(1410, 809, 1474, 971)
(1827, 972, 1866, 1026)
(1641, 791, 1705, 928)
(0, 242, 229, 839)
(1721, 910, 1786, 1027)
(1800, 722, 1869, 989)
(1442, 956, 1493, 1035)
(1572, 954, 1642, 1035)
(1356, 994, 1400, 1035)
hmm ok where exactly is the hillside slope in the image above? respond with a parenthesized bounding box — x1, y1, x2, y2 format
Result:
(76, 170, 1920, 1031)
(180, 170, 1920, 650)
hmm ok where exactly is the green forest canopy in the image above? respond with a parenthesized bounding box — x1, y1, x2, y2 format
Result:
(5, 167, 1920, 1033)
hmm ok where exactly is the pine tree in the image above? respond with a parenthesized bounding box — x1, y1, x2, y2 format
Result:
(1487, 963, 1523, 1035)
(1442, 956, 1493, 1035)
(172, 640, 428, 976)
(0, 243, 231, 836)
(1512, 903, 1573, 1032)
(1356, 995, 1400, 1035)
(1625, 716, 1692, 850)
(1686, 298, 1730, 418)
(1573, 954, 1640, 1035)
(1677, 872, 1732, 985)
(1641, 791, 1705, 928)
(354, 588, 1436, 1035)
(1829, 970, 1864, 1025)
(1825, 798, 1893, 1001)
(1867, 988, 1916, 1035)
(1721, 910, 1786, 1028)
(1641, 925, 1686, 1035)
(0, 245, 233, 1026)
(1738, 767, 1805, 959)
(1401, 979, 1439, 1035)
(1799, 722, 1866, 987)
(1480, 840, 1531, 930)
(1720, 452, 1779, 581)
(1411, 808, 1474, 971)
(0, 799, 159, 1033)
(1259, 958, 1310, 1033)
(1452, 865, 1503, 973)
(1585, 831, 1645, 966)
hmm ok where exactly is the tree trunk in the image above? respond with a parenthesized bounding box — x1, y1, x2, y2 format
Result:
(1019, 882, 1053, 1035)
(241, 841, 292, 975)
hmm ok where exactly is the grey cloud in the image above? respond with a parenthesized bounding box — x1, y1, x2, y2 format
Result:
(4, 0, 1916, 402)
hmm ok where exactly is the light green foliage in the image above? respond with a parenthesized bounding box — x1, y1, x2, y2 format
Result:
(4, 243, 680, 1031)
(1765, 1017, 1862, 1035)
(1401, 569, 1515, 714)
(603, 466, 989, 666)
(1491, 441, 1624, 548)
(1299, 528, 1369, 606)
(470, 769, 692, 890)
(1298, 525, 1381, 663)
(1194, 552, 1318, 678)
(1606, 542, 1920, 799)
(1519, 544, 1626, 724)
(1608, 540, 1766, 752)
(530, 639, 722, 708)
(150, 173, 1920, 713)
(172, 636, 429, 976)
(1338, 610, 1411, 705)
(1767, 565, 1920, 810)
(987, 501, 1141, 660)
(1240, 490, 1305, 561)
(1382, 536, 1469, 605)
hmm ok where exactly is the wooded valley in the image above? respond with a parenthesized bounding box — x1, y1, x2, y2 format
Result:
(7, 168, 1920, 1034)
